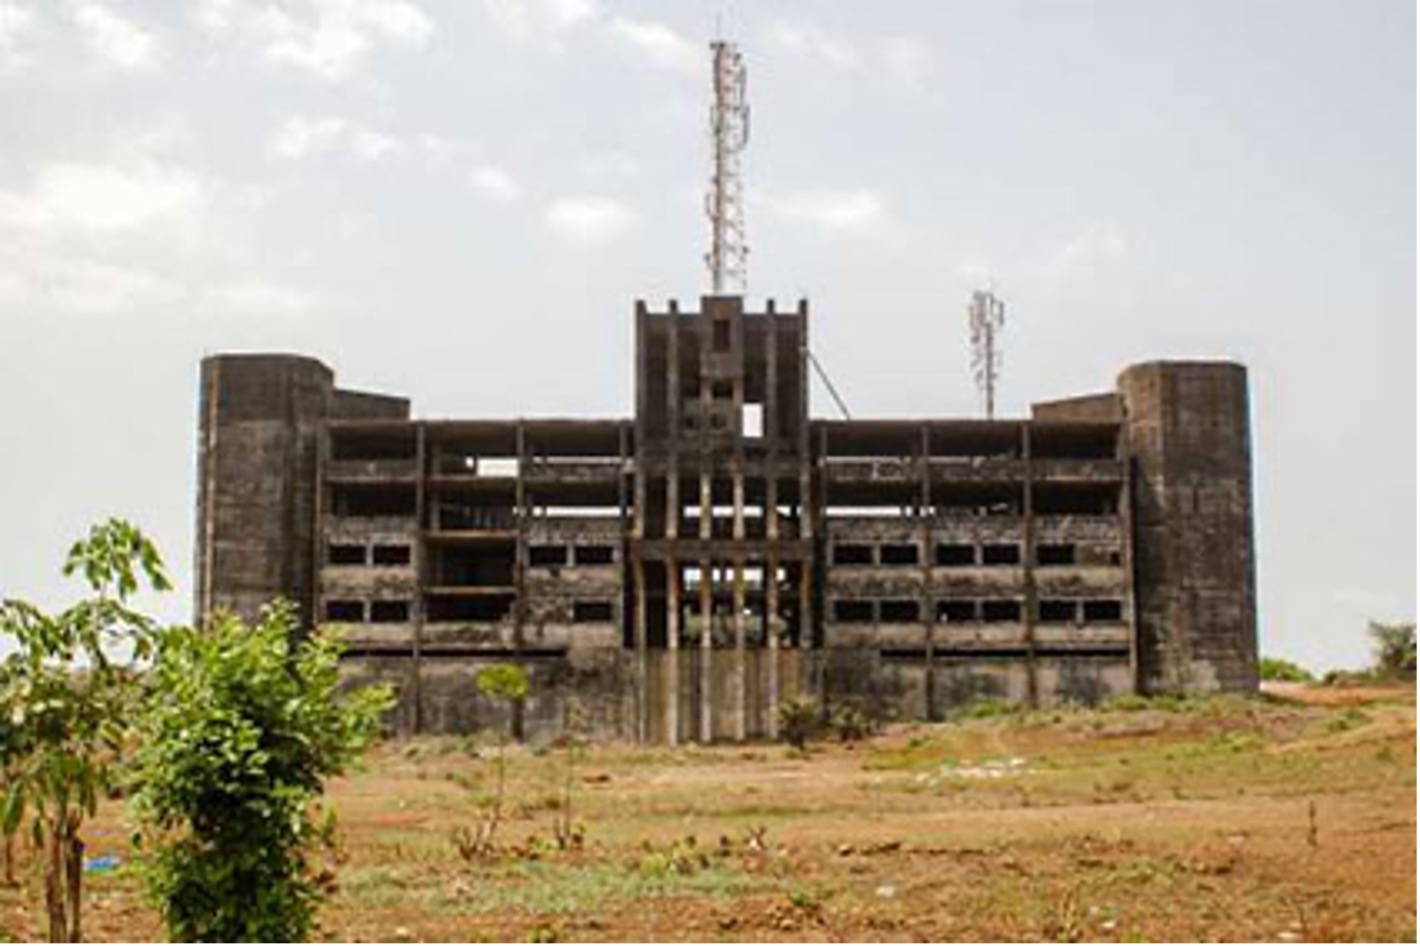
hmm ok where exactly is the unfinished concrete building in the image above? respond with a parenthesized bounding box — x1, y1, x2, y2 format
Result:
(194, 294, 1258, 742)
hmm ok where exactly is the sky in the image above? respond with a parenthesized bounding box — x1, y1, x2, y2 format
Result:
(0, 0, 1413, 672)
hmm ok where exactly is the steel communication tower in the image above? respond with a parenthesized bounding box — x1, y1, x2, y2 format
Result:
(968, 289, 1006, 419)
(706, 40, 749, 295)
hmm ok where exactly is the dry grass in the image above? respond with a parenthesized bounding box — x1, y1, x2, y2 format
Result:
(0, 685, 1413, 942)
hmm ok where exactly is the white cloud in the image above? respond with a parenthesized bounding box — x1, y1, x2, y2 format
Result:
(766, 21, 860, 71)
(545, 195, 632, 244)
(763, 189, 889, 236)
(608, 17, 698, 74)
(74, 2, 159, 70)
(270, 115, 349, 160)
(239, 0, 434, 81)
(0, 2, 33, 59)
(482, 0, 597, 44)
(0, 256, 179, 316)
(470, 165, 521, 203)
(0, 161, 202, 233)
(268, 115, 479, 166)
(766, 20, 936, 88)
(1036, 224, 1128, 279)
(202, 281, 319, 318)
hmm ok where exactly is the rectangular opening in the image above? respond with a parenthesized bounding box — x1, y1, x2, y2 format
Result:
(880, 543, 920, 566)
(372, 544, 411, 566)
(713, 318, 731, 352)
(1083, 600, 1123, 623)
(935, 543, 975, 566)
(832, 600, 874, 623)
(742, 403, 763, 439)
(328, 543, 366, 565)
(936, 600, 976, 623)
(572, 601, 614, 623)
(369, 600, 410, 623)
(1039, 599, 1076, 623)
(324, 600, 364, 623)
(981, 600, 1022, 623)
(982, 544, 1021, 566)
(832, 543, 873, 566)
(1036, 543, 1076, 566)
(431, 545, 514, 587)
(880, 599, 920, 622)
(334, 484, 416, 517)
(425, 594, 514, 622)
(530, 545, 567, 567)
(572, 545, 615, 566)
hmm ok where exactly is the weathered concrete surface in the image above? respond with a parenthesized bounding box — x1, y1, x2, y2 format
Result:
(195, 324, 1258, 743)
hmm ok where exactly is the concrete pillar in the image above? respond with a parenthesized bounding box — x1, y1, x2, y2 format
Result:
(732, 560, 747, 741)
(666, 560, 680, 745)
(766, 555, 780, 738)
(1118, 361, 1258, 694)
(700, 559, 713, 744)
(633, 557, 647, 743)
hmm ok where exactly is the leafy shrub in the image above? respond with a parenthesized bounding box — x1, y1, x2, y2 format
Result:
(828, 699, 880, 743)
(776, 696, 820, 751)
(131, 602, 391, 942)
(1260, 657, 1315, 683)
(952, 698, 1019, 721)
(1369, 621, 1417, 680)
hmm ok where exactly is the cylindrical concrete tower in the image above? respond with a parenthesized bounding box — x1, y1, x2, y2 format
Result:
(1118, 361, 1258, 694)
(195, 354, 334, 628)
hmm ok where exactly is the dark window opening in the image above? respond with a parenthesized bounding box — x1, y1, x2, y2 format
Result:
(336, 485, 416, 517)
(1083, 600, 1123, 623)
(1036, 544, 1075, 566)
(1039, 600, 1076, 623)
(712, 380, 732, 399)
(982, 600, 1022, 623)
(324, 600, 363, 622)
(880, 544, 919, 566)
(372, 544, 411, 566)
(530, 545, 566, 567)
(1108, 550, 1122, 566)
(713, 319, 731, 352)
(369, 600, 409, 623)
(426, 594, 514, 622)
(572, 601, 614, 623)
(328, 543, 365, 565)
(432, 546, 514, 587)
(982, 544, 1021, 566)
(880, 599, 920, 622)
(833, 600, 874, 623)
(936, 600, 976, 623)
(573, 545, 615, 566)
(832, 544, 873, 566)
(935, 543, 975, 566)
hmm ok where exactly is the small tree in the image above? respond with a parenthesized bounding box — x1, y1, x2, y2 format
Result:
(458, 663, 528, 856)
(0, 518, 168, 943)
(131, 602, 390, 942)
(1369, 621, 1417, 680)
(777, 696, 820, 751)
(552, 703, 587, 850)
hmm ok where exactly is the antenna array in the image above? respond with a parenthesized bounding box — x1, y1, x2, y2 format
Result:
(968, 289, 1006, 419)
(705, 40, 749, 295)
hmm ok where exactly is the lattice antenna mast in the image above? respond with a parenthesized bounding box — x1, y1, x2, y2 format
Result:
(705, 39, 749, 295)
(968, 289, 1006, 419)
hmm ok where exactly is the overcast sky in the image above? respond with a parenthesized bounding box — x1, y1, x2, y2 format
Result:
(0, 0, 1413, 671)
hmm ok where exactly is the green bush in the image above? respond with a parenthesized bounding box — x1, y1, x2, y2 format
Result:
(131, 602, 391, 942)
(1259, 657, 1315, 683)
(776, 696, 820, 751)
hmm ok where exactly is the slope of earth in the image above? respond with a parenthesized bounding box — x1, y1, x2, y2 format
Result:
(1, 686, 1413, 942)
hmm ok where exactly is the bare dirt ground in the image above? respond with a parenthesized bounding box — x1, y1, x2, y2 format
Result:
(2, 685, 1414, 942)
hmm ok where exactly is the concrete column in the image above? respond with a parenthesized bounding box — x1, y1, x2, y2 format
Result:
(766, 555, 780, 738)
(666, 560, 680, 745)
(633, 557, 647, 744)
(700, 559, 713, 744)
(733, 560, 747, 741)
(699, 473, 712, 539)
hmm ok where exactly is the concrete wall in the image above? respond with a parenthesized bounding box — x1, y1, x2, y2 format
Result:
(1119, 361, 1258, 693)
(195, 354, 334, 627)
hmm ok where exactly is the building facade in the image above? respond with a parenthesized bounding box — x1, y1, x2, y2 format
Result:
(194, 295, 1258, 742)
